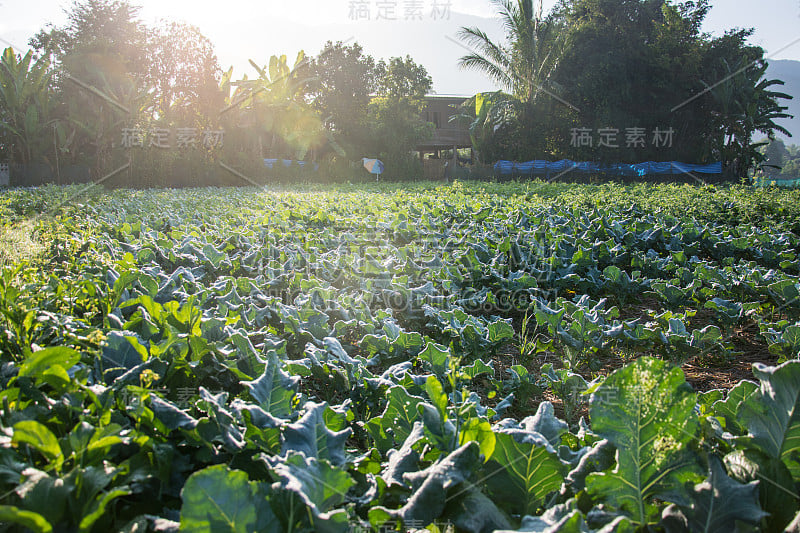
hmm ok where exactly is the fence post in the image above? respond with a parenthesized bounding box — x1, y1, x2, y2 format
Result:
(0, 163, 9, 186)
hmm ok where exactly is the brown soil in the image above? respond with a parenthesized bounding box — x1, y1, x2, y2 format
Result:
(491, 301, 780, 424)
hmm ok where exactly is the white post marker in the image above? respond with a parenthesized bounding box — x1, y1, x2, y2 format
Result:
(362, 158, 385, 182)
(0, 163, 9, 186)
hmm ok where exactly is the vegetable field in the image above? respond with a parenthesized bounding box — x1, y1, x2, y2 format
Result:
(3, 181, 800, 532)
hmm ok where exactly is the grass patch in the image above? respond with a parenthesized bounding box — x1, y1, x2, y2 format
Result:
(0, 220, 46, 267)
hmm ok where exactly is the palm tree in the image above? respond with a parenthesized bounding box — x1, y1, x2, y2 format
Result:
(457, 0, 563, 107)
(456, 0, 571, 161)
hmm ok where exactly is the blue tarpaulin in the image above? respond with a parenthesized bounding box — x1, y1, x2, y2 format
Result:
(493, 159, 723, 177)
(753, 176, 800, 188)
(264, 159, 319, 171)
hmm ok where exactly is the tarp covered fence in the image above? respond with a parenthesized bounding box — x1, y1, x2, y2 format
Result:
(493, 159, 723, 177)
(752, 176, 800, 188)
(263, 159, 320, 171)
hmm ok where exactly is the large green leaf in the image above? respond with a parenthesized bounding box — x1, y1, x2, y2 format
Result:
(661, 457, 766, 532)
(709, 380, 758, 435)
(519, 401, 569, 449)
(13, 469, 69, 526)
(12, 421, 63, 472)
(268, 452, 354, 533)
(382, 421, 425, 488)
(565, 439, 615, 493)
(195, 387, 246, 452)
(79, 488, 131, 532)
(18, 346, 81, 381)
(483, 432, 565, 516)
(725, 448, 799, 532)
(101, 331, 147, 379)
(150, 396, 199, 431)
(371, 442, 481, 527)
(0, 506, 52, 533)
(180, 465, 276, 533)
(586, 357, 702, 527)
(281, 402, 351, 466)
(738, 361, 800, 479)
(419, 342, 451, 378)
(487, 319, 515, 343)
(240, 350, 299, 419)
(445, 487, 512, 532)
(365, 386, 425, 452)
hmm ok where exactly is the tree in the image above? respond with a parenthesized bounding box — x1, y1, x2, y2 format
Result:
(459, 0, 793, 176)
(311, 43, 434, 179)
(30, 0, 223, 175)
(31, 0, 148, 172)
(458, 0, 562, 106)
(31, 0, 148, 88)
(703, 59, 792, 179)
(367, 55, 433, 179)
(551, 0, 792, 174)
(310, 41, 378, 158)
(763, 138, 790, 169)
(366, 97, 433, 178)
(376, 56, 432, 100)
(783, 158, 800, 178)
(453, 91, 523, 164)
(548, 0, 712, 162)
(457, 0, 572, 161)
(144, 21, 222, 126)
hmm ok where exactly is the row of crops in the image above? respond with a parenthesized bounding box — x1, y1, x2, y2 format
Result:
(2, 181, 800, 532)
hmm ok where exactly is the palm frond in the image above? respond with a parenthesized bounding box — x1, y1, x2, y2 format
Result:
(458, 53, 514, 91)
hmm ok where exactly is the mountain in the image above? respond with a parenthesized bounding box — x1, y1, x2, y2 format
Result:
(767, 59, 800, 144)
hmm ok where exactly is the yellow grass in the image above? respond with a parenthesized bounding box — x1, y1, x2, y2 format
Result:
(0, 220, 45, 267)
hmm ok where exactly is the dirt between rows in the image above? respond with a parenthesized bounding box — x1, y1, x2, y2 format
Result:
(490, 307, 778, 423)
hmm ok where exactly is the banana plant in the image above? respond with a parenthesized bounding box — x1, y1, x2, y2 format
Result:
(226, 52, 324, 160)
(703, 58, 793, 179)
(58, 57, 154, 173)
(451, 91, 520, 164)
(0, 47, 56, 165)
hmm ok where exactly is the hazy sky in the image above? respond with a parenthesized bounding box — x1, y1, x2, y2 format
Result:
(1, 0, 799, 94)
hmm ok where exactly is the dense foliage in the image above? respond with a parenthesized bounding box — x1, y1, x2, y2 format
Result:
(2, 0, 795, 185)
(458, 0, 793, 177)
(311, 43, 435, 180)
(0, 1, 434, 182)
(758, 138, 800, 180)
(2, 181, 800, 531)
